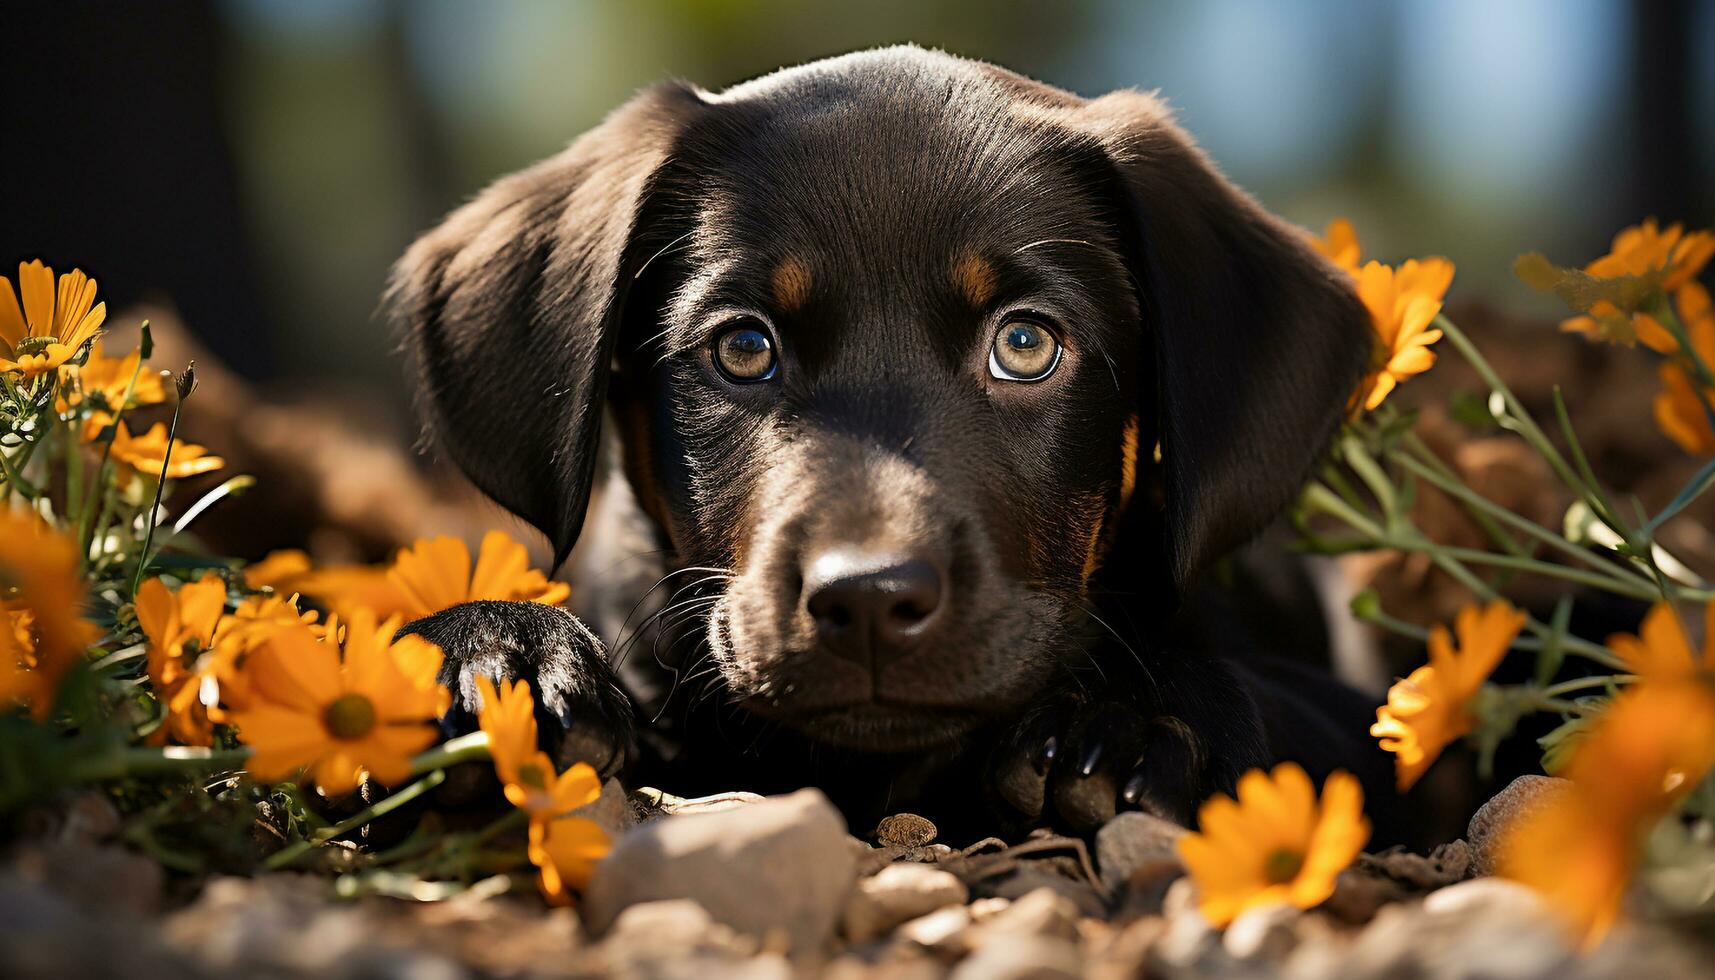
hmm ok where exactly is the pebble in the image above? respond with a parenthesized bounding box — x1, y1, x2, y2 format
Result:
(1094, 811, 1185, 892)
(972, 886, 1079, 942)
(1466, 775, 1571, 876)
(895, 904, 973, 951)
(570, 777, 636, 838)
(1222, 903, 1300, 960)
(844, 863, 968, 942)
(875, 813, 938, 849)
(583, 788, 858, 953)
(949, 934, 1082, 980)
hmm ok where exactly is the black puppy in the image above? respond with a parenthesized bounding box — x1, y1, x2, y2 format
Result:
(392, 46, 1409, 842)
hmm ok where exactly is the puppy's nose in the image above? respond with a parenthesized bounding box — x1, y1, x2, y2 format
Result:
(804, 550, 946, 665)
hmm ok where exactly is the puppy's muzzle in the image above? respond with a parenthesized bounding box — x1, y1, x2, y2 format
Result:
(803, 548, 948, 669)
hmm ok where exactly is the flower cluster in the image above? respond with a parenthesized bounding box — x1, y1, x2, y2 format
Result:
(1291, 217, 1715, 948)
(1499, 604, 1715, 946)
(1524, 220, 1715, 454)
(1, 258, 607, 903)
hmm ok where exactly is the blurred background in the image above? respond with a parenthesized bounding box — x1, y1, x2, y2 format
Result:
(3, 0, 1713, 578)
(6, 0, 1711, 405)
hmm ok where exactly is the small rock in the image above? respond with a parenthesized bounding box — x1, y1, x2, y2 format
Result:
(1161, 877, 1198, 920)
(1466, 775, 1571, 876)
(876, 813, 937, 849)
(571, 777, 635, 838)
(1095, 812, 1185, 892)
(895, 904, 973, 950)
(1422, 877, 1550, 919)
(844, 863, 968, 942)
(628, 787, 767, 821)
(1223, 903, 1300, 961)
(605, 899, 732, 950)
(1355, 842, 1469, 892)
(967, 897, 1011, 922)
(949, 934, 1081, 980)
(1085, 916, 1167, 980)
(972, 887, 1079, 942)
(584, 788, 858, 953)
(11, 842, 164, 918)
(1112, 857, 1184, 919)
(1319, 867, 1412, 925)
(972, 866, 1106, 918)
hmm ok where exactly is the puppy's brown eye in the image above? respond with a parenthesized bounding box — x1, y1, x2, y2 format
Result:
(713, 321, 778, 383)
(988, 319, 1061, 382)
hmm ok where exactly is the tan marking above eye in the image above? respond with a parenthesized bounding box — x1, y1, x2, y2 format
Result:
(952, 252, 997, 308)
(771, 255, 812, 312)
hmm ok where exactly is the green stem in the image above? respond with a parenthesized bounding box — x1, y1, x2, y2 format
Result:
(1421, 543, 1658, 599)
(262, 769, 447, 871)
(409, 730, 490, 773)
(1402, 431, 1526, 558)
(130, 394, 184, 595)
(1392, 453, 1662, 596)
(1540, 674, 1633, 699)
(64, 745, 252, 784)
(1437, 315, 1632, 542)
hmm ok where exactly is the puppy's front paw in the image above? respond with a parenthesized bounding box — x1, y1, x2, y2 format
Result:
(400, 600, 634, 777)
(990, 699, 1207, 832)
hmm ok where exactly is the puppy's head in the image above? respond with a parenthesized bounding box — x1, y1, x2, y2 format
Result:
(392, 47, 1369, 751)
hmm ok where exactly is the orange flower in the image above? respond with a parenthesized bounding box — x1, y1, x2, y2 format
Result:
(1310, 218, 1361, 276)
(1177, 763, 1370, 927)
(136, 574, 229, 746)
(1353, 258, 1456, 411)
(293, 531, 569, 622)
(1650, 283, 1715, 453)
(1499, 680, 1715, 947)
(475, 674, 544, 790)
(1606, 601, 1715, 683)
(1371, 601, 1526, 789)
(59, 341, 166, 437)
(110, 421, 225, 482)
(1585, 219, 1715, 292)
(0, 510, 97, 719)
(473, 673, 610, 901)
(0, 260, 106, 379)
(532, 810, 612, 905)
(228, 610, 448, 795)
(243, 550, 313, 592)
(206, 591, 320, 715)
(1560, 221, 1715, 348)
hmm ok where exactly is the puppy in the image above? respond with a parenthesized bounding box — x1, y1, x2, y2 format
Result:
(392, 46, 1411, 842)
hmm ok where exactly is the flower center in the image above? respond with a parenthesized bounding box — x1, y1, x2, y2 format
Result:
(323, 693, 377, 740)
(1264, 847, 1304, 885)
(517, 761, 548, 790)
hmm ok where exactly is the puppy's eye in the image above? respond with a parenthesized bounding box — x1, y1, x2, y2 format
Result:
(988, 318, 1062, 382)
(712, 320, 778, 383)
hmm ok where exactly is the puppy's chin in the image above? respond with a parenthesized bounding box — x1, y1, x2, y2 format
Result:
(778, 703, 984, 752)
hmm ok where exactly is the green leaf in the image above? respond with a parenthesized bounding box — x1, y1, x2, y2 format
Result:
(1534, 596, 1572, 686)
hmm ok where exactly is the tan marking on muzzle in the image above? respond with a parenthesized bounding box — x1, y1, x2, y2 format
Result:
(771, 255, 812, 312)
(952, 252, 997, 308)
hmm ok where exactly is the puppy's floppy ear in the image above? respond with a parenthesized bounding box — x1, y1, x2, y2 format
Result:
(390, 82, 704, 567)
(1070, 90, 1370, 586)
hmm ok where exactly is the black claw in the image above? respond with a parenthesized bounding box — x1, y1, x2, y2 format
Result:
(1035, 734, 1059, 772)
(1077, 740, 1103, 777)
(1122, 768, 1148, 805)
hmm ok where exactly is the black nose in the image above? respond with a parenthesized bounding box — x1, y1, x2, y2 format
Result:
(804, 550, 947, 666)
